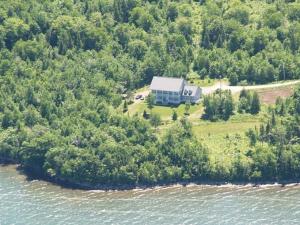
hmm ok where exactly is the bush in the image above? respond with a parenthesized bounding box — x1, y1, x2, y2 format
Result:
(203, 90, 234, 121)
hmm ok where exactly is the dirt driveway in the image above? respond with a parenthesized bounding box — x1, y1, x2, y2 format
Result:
(132, 80, 300, 103)
(133, 89, 150, 103)
(202, 80, 300, 95)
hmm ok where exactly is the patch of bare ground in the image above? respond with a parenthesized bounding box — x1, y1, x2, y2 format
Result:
(256, 85, 296, 104)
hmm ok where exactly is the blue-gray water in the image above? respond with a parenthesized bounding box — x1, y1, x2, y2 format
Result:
(1, 165, 300, 225)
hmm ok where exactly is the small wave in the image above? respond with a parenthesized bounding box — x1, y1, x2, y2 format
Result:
(283, 183, 299, 187)
(86, 190, 106, 193)
(256, 183, 282, 188)
(215, 183, 242, 188)
(29, 180, 39, 183)
(186, 183, 198, 187)
(129, 182, 298, 191)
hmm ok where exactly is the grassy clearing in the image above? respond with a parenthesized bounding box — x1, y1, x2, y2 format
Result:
(187, 73, 227, 87)
(155, 112, 264, 167)
(188, 78, 217, 87)
(193, 113, 262, 143)
(192, 113, 263, 166)
(255, 84, 297, 104)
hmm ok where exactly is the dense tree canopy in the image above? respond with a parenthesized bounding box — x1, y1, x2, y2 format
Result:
(245, 86, 300, 181)
(1, 0, 300, 187)
(203, 89, 235, 121)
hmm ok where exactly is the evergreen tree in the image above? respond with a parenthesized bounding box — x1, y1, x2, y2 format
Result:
(239, 89, 248, 99)
(246, 129, 257, 146)
(150, 113, 161, 128)
(271, 110, 276, 127)
(167, 4, 178, 22)
(266, 122, 271, 135)
(250, 92, 260, 114)
(184, 101, 191, 115)
(203, 90, 235, 121)
(2, 111, 12, 129)
(259, 124, 265, 141)
(223, 92, 235, 120)
(143, 110, 149, 119)
(172, 110, 178, 121)
(146, 93, 155, 111)
(123, 100, 128, 112)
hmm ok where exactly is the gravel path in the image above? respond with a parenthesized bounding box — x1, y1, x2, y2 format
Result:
(202, 80, 300, 95)
(132, 80, 300, 102)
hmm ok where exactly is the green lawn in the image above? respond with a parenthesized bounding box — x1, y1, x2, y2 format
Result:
(193, 114, 261, 147)
(187, 74, 227, 87)
(128, 102, 203, 121)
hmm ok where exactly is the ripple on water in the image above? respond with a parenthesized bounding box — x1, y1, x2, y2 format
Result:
(1, 166, 300, 225)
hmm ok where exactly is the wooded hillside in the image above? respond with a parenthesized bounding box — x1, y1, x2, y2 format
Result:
(0, 0, 300, 187)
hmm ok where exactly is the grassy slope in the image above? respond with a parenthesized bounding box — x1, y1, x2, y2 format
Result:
(127, 79, 286, 169)
(152, 111, 264, 171)
(193, 113, 263, 165)
(129, 98, 265, 141)
(128, 73, 298, 172)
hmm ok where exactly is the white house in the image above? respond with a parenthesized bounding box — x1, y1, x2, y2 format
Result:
(150, 76, 202, 105)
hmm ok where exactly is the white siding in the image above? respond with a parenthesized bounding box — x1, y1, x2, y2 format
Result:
(151, 78, 201, 105)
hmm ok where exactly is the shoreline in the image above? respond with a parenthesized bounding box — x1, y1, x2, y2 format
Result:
(1, 163, 299, 191)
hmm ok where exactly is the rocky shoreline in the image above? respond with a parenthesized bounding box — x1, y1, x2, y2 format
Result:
(1, 163, 299, 191)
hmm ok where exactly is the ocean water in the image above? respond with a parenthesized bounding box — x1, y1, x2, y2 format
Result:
(1, 165, 300, 225)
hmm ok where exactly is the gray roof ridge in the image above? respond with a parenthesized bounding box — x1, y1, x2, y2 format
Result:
(150, 76, 185, 92)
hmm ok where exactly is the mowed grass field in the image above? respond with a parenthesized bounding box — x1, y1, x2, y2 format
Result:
(128, 101, 203, 120)
(192, 113, 263, 165)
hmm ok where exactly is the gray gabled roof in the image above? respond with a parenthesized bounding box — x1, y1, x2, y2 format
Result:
(182, 85, 200, 97)
(150, 76, 184, 92)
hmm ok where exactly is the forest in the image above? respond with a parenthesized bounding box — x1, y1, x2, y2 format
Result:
(0, 0, 300, 188)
